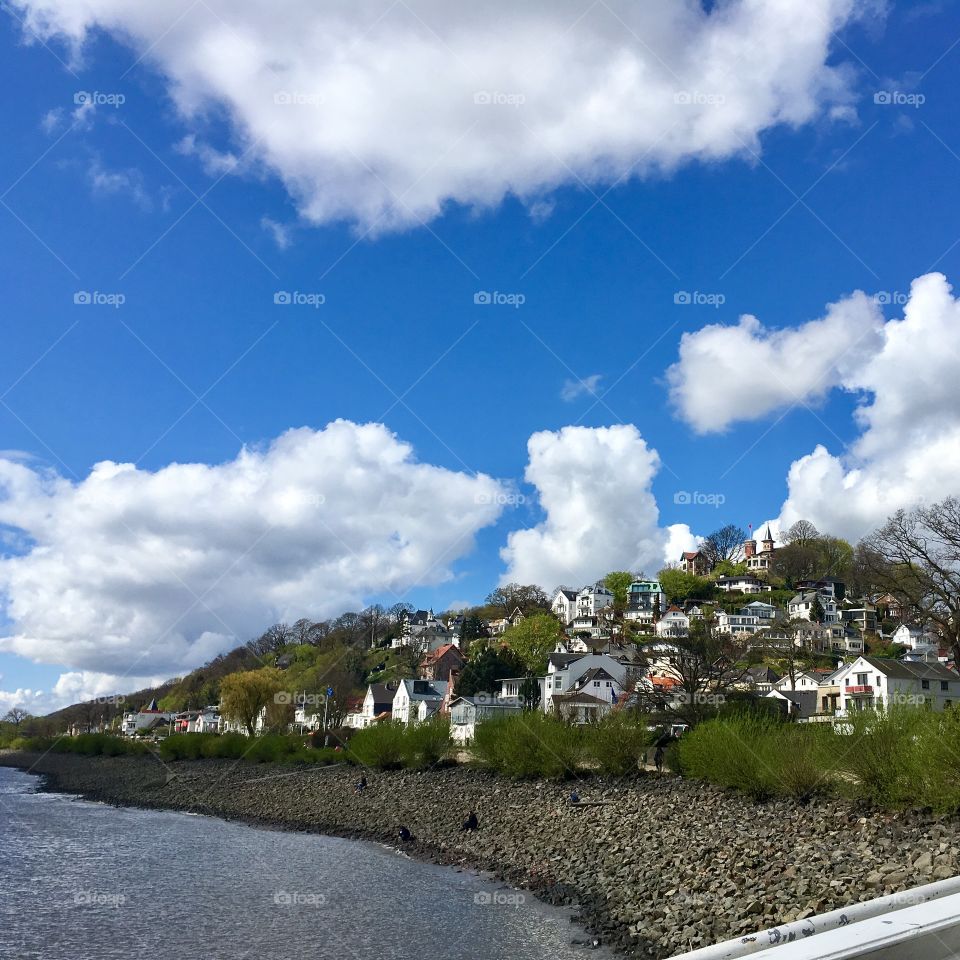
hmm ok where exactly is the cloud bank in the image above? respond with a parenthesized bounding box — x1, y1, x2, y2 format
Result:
(11, 0, 872, 230)
(667, 292, 886, 433)
(669, 272, 960, 540)
(0, 421, 505, 682)
(778, 272, 960, 538)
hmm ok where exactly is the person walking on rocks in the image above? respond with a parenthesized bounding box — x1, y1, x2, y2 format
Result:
(355, 774, 367, 794)
(398, 825, 413, 843)
(654, 744, 664, 774)
(461, 811, 478, 832)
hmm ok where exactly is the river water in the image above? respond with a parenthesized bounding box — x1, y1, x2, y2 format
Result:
(0, 766, 611, 960)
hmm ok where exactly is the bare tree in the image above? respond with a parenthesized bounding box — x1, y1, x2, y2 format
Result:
(389, 602, 416, 626)
(486, 583, 549, 616)
(247, 623, 293, 658)
(634, 616, 746, 726)
(360, 604, 389, 647)
(291, 618, 320, 646)
(861, 498, 960, 664)
(782, 519, 820, 547)
(2, 707, 31, 726)
(702, 524, 747, 565)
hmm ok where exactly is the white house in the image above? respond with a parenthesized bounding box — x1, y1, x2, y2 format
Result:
(890, 623, 940, 651)
(542, 652, 630, 714)
(121, 699, 174, 737)
(655, 606, 690, 639)
(499, 675, 547, 703)
(393, 609, 458, 650)
(449, 695, 523, 742)
(487, 606, 525, 636)
(715, 601, 778, 635)
(789, 591, 839, 624)
(188, 707, 220, 733)
(796, 577, 845, 600)
(551, 588, 578, 624)
(773, 670, 827, 696)
(834, 656, 959, 715)
(568, 614, 611, 640)
(392, 679, 448, 724)
(576, 583, 614, 619)
(715, 575, 769, 594)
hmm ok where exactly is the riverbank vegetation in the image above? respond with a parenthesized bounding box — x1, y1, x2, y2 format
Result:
(679, 708, 960, 812)
(472, 712, 653, 779)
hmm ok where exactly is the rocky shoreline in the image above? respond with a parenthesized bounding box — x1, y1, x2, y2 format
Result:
(4, 750, 959, 958)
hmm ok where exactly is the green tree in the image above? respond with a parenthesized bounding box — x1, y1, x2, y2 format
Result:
(816, 536, 853, 582)
(458, 615, 488, 652)
(658, 568, 715, 604)
(220, 667, 285, 737)
(501, 613, 564, 673)
(603, 571, 634, 615)
(518, 675, 542, 711)
(457, 646, 524, 697)
(809, 595, 826, 625)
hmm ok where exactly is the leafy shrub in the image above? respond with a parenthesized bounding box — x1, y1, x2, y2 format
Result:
(831, 708, 927, 807)
(202, 732, 249, 759)
(401, 715, 452, 769)
(472, 713, 582, 779)
(912, 708, 960, 813)
(679, 715, 831, 801)
(583, 714, 652, 776)
(348, 722, 408, 770)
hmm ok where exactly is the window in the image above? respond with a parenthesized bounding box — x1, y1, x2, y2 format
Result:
(942, 681, 950, 692)
(922, 679, 930, 690)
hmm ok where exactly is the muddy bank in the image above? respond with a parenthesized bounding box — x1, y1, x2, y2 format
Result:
(3, 751, 958, 958)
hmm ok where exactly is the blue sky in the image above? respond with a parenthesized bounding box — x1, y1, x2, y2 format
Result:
(2, 0, 960, 710)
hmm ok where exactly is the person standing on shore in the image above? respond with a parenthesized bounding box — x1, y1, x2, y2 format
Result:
(461, 811, 478, 832)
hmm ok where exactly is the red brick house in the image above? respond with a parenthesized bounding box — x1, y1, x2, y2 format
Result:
(418, 643, 465, 683)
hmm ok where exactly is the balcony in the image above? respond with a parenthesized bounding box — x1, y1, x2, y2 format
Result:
(848, 685, 873, 695)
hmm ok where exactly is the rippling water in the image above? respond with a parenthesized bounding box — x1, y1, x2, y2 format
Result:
(0, 766, 610, 960)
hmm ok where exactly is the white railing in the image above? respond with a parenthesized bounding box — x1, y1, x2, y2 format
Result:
(668, 876, 960, 960)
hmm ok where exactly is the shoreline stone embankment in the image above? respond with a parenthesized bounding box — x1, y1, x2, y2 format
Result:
(3, 751, 959, 958)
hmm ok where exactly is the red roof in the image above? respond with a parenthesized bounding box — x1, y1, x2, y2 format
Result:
(421, 643, 462, 664)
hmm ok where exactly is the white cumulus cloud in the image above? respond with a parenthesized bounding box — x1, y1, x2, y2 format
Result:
(666, 291, 885, 433)
(10, 0, 874, 231)
(500, 424, 668, 588)
(778, 272, 960, 539)
(0, 420, 505, 679)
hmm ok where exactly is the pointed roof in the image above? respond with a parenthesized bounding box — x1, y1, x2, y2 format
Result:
(762, 524, 774, 542)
